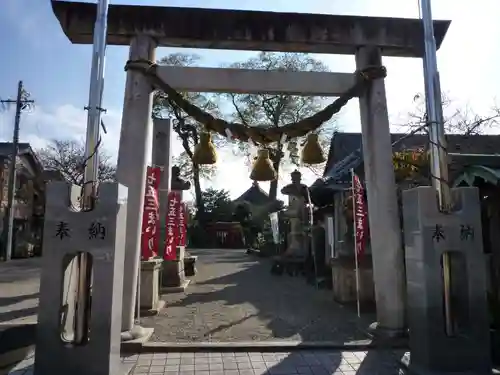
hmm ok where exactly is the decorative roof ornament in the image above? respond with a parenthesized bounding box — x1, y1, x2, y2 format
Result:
(281, 170, 308, 197)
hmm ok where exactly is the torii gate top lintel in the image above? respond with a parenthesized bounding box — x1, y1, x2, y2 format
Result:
(51, 0, 450, 58)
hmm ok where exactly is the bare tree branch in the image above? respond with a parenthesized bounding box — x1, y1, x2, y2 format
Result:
(401, 93, 500, 136)
(36, 139, 116, 185)
(153, 53, 229, 222)
(224, 52, 338, 198)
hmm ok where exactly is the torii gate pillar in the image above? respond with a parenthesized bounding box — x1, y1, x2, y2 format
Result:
(116, 34, 157, 340)
(356, 46, 406, 335)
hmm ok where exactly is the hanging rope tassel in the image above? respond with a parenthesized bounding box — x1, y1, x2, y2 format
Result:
(193, 132, 217, 165)
(250, 149, 277, 182)
(301, 133, 325, 165)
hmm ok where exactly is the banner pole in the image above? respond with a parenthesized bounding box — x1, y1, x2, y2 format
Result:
(305, 187, 319, 290)
(351, 168, 361, 318)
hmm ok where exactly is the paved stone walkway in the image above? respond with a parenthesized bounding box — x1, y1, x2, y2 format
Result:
(8, 349, 407, 375)
(141, 249, 373, 342)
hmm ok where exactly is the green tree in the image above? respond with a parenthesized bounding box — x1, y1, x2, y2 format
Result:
(36, 139, 116, 185)
(233, 201, 252, 225)
(202, 187, 233, 222)
(172, 151, 215, 183)
(153, 53, 225, 223)
(226, 52, 337, 199)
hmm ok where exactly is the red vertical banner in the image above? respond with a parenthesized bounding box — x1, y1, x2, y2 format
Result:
(352, 173, 368, 258)
(164, 191, 181, 260)
(140, 167, 161, 260)
(184, 203, 189, 245)
(178, 203, 187, 246)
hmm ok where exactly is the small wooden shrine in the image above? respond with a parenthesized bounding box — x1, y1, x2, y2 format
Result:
(233, 181, 276, 207)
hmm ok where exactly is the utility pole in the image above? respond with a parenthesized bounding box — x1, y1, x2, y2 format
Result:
(1, 81, 35, 261)
(73, 0, 109, 343)
(420, 0, 454, 336)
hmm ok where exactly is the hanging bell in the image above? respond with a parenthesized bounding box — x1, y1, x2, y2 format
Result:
(249, 149, 277, 182)
(192, 132, 217, 165)
(301, 133, 325, 165)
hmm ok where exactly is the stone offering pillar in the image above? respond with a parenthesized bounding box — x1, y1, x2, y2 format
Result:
(35, 182, 129, 375)
(162, 245, 188, 291)
(402, 186, 491, 374)
(355, 46, 406, 336)
(139, 258, 163, 314)
(116, 34, 156, 340)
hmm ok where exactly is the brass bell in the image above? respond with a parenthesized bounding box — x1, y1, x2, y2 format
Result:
(301, 133, 325, 165)
(192, 132, 217, 165)
(249, 149, 277, 182)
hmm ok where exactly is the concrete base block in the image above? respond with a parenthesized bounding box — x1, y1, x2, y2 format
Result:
(120, 327, 155, 353)
(184, 256, 197, 277)
(161, 279, 191, 293)
(137, 338, 408, 353)
(161, 259, 186, 288)
(140, 259, 162, 311)
(120, 325, 153, 342)
(366, 321, 407, 339)
(400, 353, 494, 375)
(330, 256, 375, 305)
(140, 299, 166, 317)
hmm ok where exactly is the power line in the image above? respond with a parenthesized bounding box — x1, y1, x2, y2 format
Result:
(1, 81, 35, 261)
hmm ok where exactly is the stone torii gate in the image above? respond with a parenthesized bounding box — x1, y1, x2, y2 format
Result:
(51, 1, 450, 340)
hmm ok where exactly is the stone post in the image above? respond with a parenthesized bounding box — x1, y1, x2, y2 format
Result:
(35, 182, 129, 375)
(152, 117, 173, 226)
(116, 34, 156, 340)
(355, 46, 406, 336)
(138, 117, 172, 314)
(402, 187, 490, 373)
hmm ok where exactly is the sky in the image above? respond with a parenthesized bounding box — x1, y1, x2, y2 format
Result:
(1, 0, 499, 202)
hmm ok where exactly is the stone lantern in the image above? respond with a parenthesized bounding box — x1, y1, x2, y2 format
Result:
(280, 170, 308, 257)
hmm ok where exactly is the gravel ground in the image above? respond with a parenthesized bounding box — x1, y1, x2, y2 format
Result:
(0, 251, 373, 343)
(141, 248, 373, 342)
